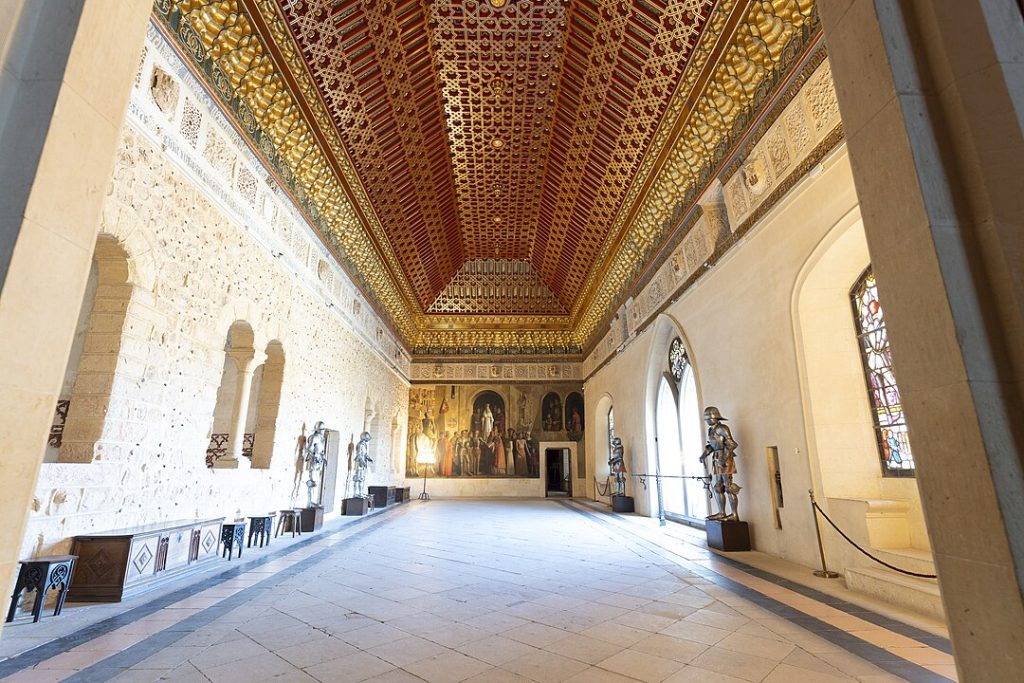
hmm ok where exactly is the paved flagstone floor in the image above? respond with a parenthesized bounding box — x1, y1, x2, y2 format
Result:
(0, 500, 955, 682)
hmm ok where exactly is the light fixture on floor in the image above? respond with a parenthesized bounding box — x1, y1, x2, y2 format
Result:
(416, 434, 435, 501)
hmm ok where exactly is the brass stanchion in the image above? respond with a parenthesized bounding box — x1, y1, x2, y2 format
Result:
(809, 489, 839, 579)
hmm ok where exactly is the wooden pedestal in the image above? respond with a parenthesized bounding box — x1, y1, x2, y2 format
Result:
(300, 506, 323, 532)
(343, 497, 369, 516)
(394, 487, 412, 503)
(705, 519, 751, 551)
(612, 495, 635, 513)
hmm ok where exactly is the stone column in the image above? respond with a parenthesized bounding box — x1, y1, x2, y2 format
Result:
(0, 0, 151, 635)
(215, 350, 257, 469)
(817, 1, 1024, 679)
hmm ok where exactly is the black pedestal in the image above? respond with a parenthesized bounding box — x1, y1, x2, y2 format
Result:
(705, 519, 751, 551)
(367, 486, 396, 508)
(343, 497, 369, 516)
(611, 495, 634, 513)
(300, 506, 324, 532)
(394, 486, 412, 504)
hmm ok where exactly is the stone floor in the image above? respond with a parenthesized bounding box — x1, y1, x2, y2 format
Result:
(0, 500, 956, 682)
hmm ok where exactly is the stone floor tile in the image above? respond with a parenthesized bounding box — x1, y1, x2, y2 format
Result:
(129, 645, 207, 670)
(340, 622, 410, 650)
(687, 646, 778, 682)
(628, 633, 708, 663)
(368, 634, 451, 667)
(595, 649, 685, 683)
(199, 651, 300, 683)
(455, 634, 540, 666)
(662, 664, 749, 683)
(683, 608, 749, 632)
(540, 633, 624, 665)
(503, 622, 573, 648)
(303, 650, 396, 683)
(579, 622, 650, 647)
(274, 637, 359, 668)
(659, 619, 731, 646)
(402, 651, 493, 683)
(716, 631, 795, 661)
(612, 610, 679, 633)
(462, 668, 536, 683)
(562, 666, 644, 682)
(762, 662, 856, 682)
(501, 649, 591, 683)
(2, 670, 78, 682)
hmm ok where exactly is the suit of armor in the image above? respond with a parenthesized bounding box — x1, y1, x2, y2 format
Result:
(609, 437, 627, 497)
(700, 407, 741, 521)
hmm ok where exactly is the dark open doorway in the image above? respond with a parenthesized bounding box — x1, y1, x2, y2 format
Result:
(545, 448, 571, 497)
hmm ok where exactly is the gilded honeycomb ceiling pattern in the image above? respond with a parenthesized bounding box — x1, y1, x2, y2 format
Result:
(272, 0, 715, 313)
(429, 260, 567, 316)
(153, 0, 819, 357)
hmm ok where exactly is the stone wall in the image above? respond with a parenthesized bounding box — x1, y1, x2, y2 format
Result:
(19, 28, 410, 558)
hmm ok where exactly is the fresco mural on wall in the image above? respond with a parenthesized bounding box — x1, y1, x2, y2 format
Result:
(566, 392, 584, 442)
(407, 383, 582, 478)
(542, 392, 563, 432)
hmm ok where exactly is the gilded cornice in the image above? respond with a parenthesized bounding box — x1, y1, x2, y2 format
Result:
(571, 0, 818, 350)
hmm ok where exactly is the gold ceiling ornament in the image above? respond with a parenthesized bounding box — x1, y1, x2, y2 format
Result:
(428, 260, 568, 316)
(153, 0, 820, 357)
(571, 0, 817, 349)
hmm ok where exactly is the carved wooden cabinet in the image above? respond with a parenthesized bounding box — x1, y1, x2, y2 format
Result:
(68, 518, 224, 601)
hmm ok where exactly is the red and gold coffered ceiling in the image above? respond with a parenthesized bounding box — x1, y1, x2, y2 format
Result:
(155, 0, 816, 356)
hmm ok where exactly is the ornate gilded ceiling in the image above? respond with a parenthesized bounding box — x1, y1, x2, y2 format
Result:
(154, 0, 817, 357)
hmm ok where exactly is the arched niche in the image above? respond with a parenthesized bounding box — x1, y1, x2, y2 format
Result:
(792, 212, 931, 554)
(541, 391, 563, 432)
(207, 320, 256, 468)
(250, 340, 285, 469)
(52, 234, 138, 464)
(592, 393, 614, 499)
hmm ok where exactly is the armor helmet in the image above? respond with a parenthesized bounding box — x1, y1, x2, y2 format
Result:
(360, 431, 371, 442)
(703, 406, 726, 423)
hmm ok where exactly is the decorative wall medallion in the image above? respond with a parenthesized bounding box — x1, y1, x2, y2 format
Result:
(133, 544, 154, 574)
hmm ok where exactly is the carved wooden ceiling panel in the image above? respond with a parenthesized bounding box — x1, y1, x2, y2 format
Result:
(154, 0, 818, 356)
(274, 0, 715, 312)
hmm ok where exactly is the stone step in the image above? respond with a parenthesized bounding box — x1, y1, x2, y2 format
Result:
(871, 546, 936, 576)
(845, 565, 944, 621)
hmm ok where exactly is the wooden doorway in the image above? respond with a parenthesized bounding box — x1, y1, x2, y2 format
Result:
(545, 448, 572, 497)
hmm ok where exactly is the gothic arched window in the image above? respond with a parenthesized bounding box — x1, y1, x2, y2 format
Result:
(851, 269, 915, 476)
(607, 406, 616, 458)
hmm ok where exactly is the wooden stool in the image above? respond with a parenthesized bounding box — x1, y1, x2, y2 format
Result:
(275, 509, 302, 538)
(6, 555, 76, 623)
(221, 521, 246, 560)
(247, 513, 276, 548)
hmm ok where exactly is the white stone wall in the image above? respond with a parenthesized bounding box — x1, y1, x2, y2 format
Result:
(20, 29, 410, 558)
(583, 143, 860, 568)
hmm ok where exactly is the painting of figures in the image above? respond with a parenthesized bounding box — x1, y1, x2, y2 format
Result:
(407, 382, 582, 478)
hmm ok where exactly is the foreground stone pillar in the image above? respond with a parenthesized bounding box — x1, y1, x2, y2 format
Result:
(0, 0, 150, 636)
(817, 1, 1024, 678)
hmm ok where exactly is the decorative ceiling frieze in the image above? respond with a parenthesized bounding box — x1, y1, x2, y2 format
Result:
(153, 0, 819, 357)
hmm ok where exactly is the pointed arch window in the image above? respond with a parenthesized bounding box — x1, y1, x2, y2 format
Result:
(607, 406, 615, 458)
(851, 269, 915, 476)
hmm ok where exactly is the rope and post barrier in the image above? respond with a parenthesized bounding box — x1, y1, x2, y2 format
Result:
(808, 490, 937, 580)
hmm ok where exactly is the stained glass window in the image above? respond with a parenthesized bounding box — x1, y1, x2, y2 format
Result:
(851, 269, 915, 476)
(668, 337, 688, 381)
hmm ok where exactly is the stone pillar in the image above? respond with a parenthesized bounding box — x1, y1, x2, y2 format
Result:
(0, 0, 150, 636)
(215, 350, 257, 469)
(817, 1, 1024, 679)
